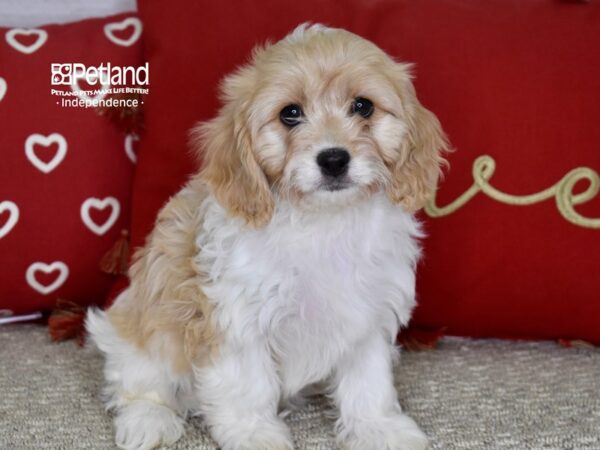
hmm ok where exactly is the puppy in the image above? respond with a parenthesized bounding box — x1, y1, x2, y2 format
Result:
(87, 24, 447, 450)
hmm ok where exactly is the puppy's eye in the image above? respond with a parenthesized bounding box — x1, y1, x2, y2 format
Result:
(351, 97, 374, 118)
(280, 104, 303, 127)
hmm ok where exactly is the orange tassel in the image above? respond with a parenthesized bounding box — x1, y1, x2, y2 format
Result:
(398, 327, 446, 351)
(558, 338, 595, 349)
(95, 90, 144, 134)
(48, 299, 86, 345)
(99, 229, 130, 275)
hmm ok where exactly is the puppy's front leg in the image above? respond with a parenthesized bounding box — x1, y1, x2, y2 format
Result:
(333, 334, 429, 450)
(194, 342, 293, 450)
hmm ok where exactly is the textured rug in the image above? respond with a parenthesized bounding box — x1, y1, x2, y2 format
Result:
(0, 324, 598, 450)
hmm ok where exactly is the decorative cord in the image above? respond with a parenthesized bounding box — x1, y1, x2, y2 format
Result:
(425, 155, 600, 229)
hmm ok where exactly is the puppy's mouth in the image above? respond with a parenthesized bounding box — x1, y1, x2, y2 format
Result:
(319, 176, 352, 192)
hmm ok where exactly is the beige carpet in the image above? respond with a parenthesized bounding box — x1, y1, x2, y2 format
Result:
(1, 324, 599, 450)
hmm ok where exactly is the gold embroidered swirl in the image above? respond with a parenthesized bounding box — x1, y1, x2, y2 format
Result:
(425, 155, 600, 229)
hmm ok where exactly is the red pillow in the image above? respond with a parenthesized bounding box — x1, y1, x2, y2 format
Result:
(131, 0, 599, 343)
(0, 13, 143, 319)
(384, 0, 600, 344)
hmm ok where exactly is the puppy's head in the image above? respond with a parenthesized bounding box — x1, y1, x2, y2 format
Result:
(196, 24, 448, 226)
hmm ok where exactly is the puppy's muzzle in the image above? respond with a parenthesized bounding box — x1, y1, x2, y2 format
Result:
(317, 148, 350, 178)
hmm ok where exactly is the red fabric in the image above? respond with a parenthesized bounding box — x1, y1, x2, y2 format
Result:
(0, 14, 142, 316)
(132, 0, 600, 342)
(395, 1, 600, 344)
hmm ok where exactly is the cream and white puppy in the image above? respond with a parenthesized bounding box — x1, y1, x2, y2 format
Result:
(87, 24, 448, 450)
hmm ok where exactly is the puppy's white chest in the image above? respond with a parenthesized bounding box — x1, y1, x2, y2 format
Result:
(266, 244, 375, 392)
(198, 194, 420, 392)
(268, 230, 374, 341)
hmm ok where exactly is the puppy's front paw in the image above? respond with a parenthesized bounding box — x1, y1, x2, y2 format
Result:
(114, 400, 185, 450)
(212, 416, 293, 450)
(338, 413, 429, 450)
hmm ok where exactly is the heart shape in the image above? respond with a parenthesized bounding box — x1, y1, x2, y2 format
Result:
(0, 77, 6, 102)
(5, 28, 48, 54)
(0, 201, 19, 239)
(71, 70, 110, 102)
(26, 261, 69, 295)
(80, 197, 120, 235)
(104, 17, 142, 47)
(25, 133, 68, 174)
(124, 134, 139, 163)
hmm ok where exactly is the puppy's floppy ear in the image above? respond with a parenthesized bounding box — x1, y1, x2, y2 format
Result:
(194, 69, 274, 227)
(385, 64, 449, 212)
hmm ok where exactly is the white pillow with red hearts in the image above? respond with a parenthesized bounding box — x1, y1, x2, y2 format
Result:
(0, 13, 142, 319)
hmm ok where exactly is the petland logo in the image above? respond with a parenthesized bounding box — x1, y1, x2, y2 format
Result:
(51, 63, 149, 86)
(50, 62, 149, 108)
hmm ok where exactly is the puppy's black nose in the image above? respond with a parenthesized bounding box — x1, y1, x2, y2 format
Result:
(317, 148, 350, 178)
